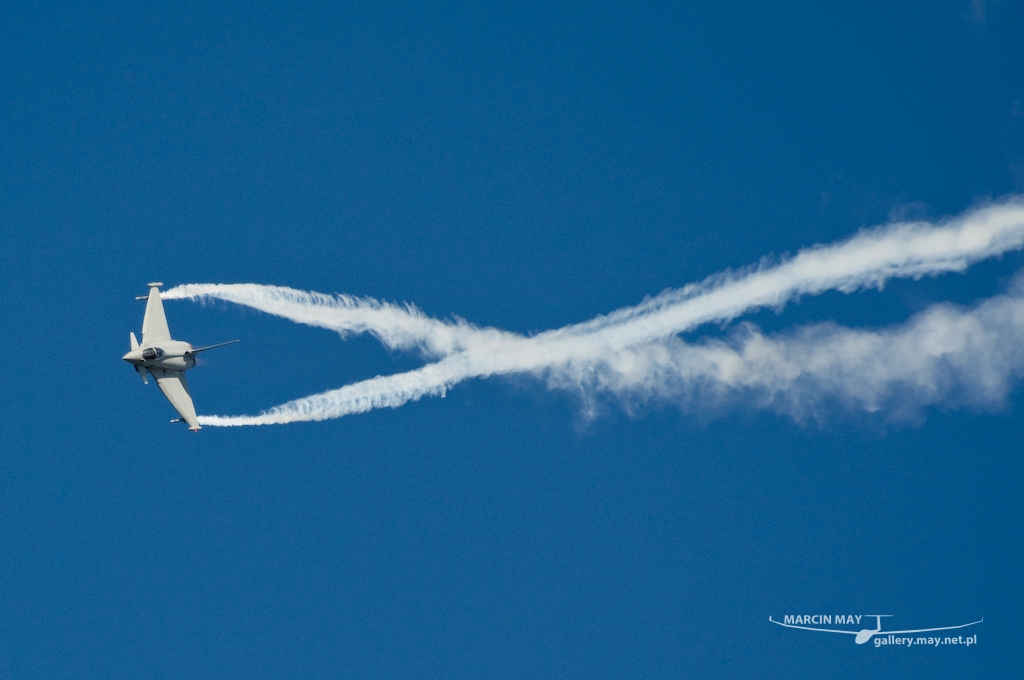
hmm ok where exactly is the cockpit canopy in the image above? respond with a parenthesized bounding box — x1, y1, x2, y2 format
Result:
(141, 347, 165, 361)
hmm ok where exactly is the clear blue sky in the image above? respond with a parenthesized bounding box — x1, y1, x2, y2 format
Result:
(1, 2, 1022, 677)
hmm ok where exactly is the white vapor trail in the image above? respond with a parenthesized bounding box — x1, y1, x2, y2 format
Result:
(162, 198, 1024, 426)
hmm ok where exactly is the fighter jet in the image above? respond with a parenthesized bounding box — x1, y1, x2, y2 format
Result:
(122, 282, 237, 431)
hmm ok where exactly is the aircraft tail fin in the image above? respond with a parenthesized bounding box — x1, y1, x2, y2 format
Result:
(129, 332, 147, 383)
(141, 283, 171, 345)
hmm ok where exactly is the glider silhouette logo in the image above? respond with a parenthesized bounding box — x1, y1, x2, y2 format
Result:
(769, 614, 983, 646)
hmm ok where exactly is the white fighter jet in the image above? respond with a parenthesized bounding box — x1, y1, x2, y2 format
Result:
(122, 282, 237, 431)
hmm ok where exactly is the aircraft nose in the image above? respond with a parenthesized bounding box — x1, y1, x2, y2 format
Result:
(123, 350, 142, 362)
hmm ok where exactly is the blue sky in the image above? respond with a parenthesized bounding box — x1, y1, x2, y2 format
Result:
(1, 1, 1022, 677)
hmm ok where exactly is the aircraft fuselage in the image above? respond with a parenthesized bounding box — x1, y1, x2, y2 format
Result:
(123, 340, 196, 372)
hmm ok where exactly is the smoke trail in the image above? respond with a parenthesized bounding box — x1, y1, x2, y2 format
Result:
(162, 197, 1024, 426)
(547, 279, 1024, 422)
(198, 281, 1024, 426)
